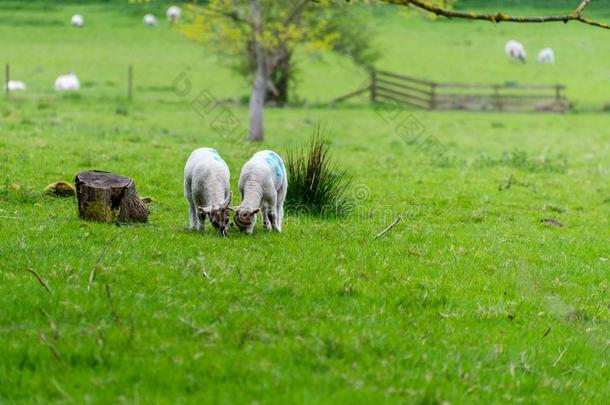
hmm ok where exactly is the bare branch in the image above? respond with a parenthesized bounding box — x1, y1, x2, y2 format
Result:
(575, 0, 593, 15)
(26, 268, 50, 293)
(284, 0, 311, 26)
(380, 0, 610, 30)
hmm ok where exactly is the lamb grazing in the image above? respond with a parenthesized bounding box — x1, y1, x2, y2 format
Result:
(143, 14, 158, 26)
(4, 80, 26, 91)
(537, 48, 555, 64)
(234, 150, 287, 234)
(505, 40, 527, 63)
(166, 6, 181, 23)
(54, 72, 80, 92)
(71, 14, 84, 28)
(184, 147, 232, 236)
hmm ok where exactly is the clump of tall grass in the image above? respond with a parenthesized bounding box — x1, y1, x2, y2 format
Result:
(285, 124, 352, 217)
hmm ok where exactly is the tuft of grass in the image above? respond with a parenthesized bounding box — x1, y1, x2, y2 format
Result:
(285, 124, 352, 216)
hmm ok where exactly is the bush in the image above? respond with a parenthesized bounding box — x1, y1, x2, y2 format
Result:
(285, 125, 352, 217)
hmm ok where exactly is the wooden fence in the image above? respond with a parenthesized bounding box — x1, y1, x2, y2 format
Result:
(334, 69, 569, 113)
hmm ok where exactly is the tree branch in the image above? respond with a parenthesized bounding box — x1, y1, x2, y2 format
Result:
(284, 0, 311, 26)
(380, 0, 610, 30)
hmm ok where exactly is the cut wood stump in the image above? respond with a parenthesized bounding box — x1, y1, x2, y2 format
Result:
(75, 170, 149, 223)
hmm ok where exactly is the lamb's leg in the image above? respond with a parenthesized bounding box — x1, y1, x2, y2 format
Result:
(275, 180, 287, 233)
(185, 181, 198, 230)
(262, 205, 272, 230)
(197, 212, 205, 232)
(191, 191, 205, 232)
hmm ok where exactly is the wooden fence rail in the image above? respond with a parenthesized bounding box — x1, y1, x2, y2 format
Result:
(332, 69, 569, 113)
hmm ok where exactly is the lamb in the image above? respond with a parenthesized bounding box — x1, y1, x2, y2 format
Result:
(184, 147, 232, 236)
(4, 80, 26, 91)
(143, 14, 158, 26)
(54, 72, 80, 92)
(71, 14, 84, 28)
(166, 6, 181, 23)
(537, 48, 555, 64)
(505, 40, 527, 63)
(234, 150, 287, 234)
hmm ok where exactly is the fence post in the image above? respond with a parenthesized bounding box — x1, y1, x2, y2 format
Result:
(555, 85, 561, 101)
(128, 65, 133, 99)
(494, 85, 502, 111)
(5, 63, 9, 99)
(370, 70, 376, 102)
(429, 83, 437, 110)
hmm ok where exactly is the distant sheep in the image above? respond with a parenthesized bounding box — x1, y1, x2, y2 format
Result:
(143, 14, 158, 26)
(537, 48, 555, 64)
(4, 80, 26, 91)
(166, 6, 181, 23)
(184, 147, 232, 235)
(71, 14, 84, 28)
(505, 40, 527, 63)
(234, 150, 287, 234)
(54, 72, 80, 92)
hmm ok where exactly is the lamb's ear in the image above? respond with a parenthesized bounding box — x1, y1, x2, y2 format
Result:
(222, 192, 232, 208)
(197, 206, 211, 215)
(252, 208, 261, 215)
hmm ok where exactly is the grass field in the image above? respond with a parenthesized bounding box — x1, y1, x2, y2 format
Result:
(1, 1, 609, 403)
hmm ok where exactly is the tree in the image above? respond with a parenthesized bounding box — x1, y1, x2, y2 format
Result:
(181, 0, 378, 141)
(184, 0, 608, 142)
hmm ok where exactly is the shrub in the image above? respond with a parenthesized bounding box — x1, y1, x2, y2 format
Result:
(285, 125, 352, 217)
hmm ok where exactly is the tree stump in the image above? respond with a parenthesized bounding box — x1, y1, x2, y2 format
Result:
(75, 171, 149, 223)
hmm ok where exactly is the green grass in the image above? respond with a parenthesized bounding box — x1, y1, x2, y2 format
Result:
(1, 1, 609, 403)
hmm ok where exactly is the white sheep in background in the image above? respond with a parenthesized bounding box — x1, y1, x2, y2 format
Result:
(234, 150, 287, 234)
(4, 80, 27, 91)
(54, 72, 80, 92)
(505, 40, 527, 63)
(537, 48, 555, 64)
(143, 14, 158, 26)
(166, 6, 181, 23)
(71, 14, 84, 28)
(184, 147, 232, 235)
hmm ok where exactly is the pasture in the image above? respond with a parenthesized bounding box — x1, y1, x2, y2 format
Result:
(1, 1, 609, 403)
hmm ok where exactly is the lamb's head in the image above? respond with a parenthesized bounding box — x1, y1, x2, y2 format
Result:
(197, 193, 233, 236)
(233, 206, 261, 234)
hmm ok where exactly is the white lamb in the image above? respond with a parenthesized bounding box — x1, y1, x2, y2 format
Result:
(143, 14, 158, 26)
(537, 48, 555, 64)
(234, 150, 287, 234)
(4, 80, 26, 91)
(71, 14, 84, 28)
(505, 40, 527, 63)
(184, 147, 232, 235)
(166, 6, 181, 23)
(54, 72, 80, 92)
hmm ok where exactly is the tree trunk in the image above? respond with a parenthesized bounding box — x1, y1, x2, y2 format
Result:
(266, 53, 291, 105)
(75, 171, 149, 223)
(248, 0, 265, 142)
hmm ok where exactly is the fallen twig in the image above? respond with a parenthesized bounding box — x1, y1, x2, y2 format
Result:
(373, 216, 401, 240)
(179, 317, 207, 337)
(26, 268, 50, 293)
(105, 283, 120, 323)
(541, 218, 565, 227)
(40, 332, 62, 362)
(543, 327, 551, 338)
(499, 174, 536, 193)
(552, 347, 568, 367)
